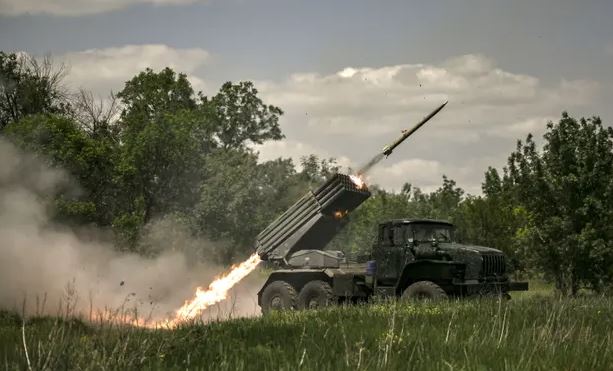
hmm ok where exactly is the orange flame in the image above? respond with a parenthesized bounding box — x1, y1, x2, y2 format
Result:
(167, 253, 261, 326)
(349, 174, 366, 189)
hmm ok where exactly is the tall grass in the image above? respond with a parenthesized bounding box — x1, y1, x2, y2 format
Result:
(1, 294, 612, 370)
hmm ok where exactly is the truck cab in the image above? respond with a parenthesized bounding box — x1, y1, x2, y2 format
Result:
(370, 219, 527, 299)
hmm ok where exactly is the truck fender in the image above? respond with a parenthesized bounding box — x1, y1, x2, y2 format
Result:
(395, 260, 465, 295)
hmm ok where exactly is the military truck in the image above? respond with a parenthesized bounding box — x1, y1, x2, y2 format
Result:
(255, 173, 528, 313)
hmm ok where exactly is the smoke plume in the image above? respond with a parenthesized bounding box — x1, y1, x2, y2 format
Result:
(0, 138, 262, 322)
(357, 153, 385, 177)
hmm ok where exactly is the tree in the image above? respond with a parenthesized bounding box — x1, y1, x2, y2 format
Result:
(0, 52, 68, 130)
(298, 155, 340, 187)
(503, 113, 613, 294)
(116, 67, 197, 136)
(414, 176, 464, 220)
(196, 152, 316, 262)
(113, 68, 286, 253)
(115, 109, 214, 233)
(113, 68, 213, 240)
(205, 81, 283, 150)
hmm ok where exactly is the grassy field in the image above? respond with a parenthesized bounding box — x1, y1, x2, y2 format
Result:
(1, 289, 612, 370)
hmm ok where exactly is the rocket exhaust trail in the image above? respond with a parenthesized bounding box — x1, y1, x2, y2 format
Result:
(357, 101, 448, 176)
(167, 253, 261, 325)
(357, 153, 385, 176)
(130, 252, 262, 328)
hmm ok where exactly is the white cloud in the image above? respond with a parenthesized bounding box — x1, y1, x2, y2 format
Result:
(254, 140, 352, 172)
(255, 54, 599, 193)
(368, 159, 443, 193)
(42, 46, 601, 194)
(0, 0, 201, 16)
(497, 116, 556, 136)
(61, 44, 209, 97)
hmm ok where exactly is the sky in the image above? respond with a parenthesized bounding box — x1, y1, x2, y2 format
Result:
(1, 0, 612, 194)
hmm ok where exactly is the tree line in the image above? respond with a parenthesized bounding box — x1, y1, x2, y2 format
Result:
(2, 51, 612, 295)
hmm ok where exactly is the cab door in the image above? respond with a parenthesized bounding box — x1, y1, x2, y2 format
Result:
(373, 224, 406, 286)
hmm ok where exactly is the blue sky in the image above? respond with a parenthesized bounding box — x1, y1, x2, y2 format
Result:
(1, 0, 612, 193)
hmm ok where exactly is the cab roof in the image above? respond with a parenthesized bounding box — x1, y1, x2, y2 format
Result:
(385, 219, 453, 226)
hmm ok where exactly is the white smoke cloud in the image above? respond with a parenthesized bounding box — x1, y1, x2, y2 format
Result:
(0, 138, 262, 322)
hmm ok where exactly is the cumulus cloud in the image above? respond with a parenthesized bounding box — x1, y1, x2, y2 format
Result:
(368, 159, 443, 192)
(0, 0, 202, 16)
(255, 54, 600, 194)
(255, 140, 352, 171)
(40, 45, 601, 194)
(61, 44, 209, 97)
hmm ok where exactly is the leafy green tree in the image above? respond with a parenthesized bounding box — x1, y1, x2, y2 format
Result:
(113, 68, 285, 253)
(113, 68, 213, 246)
(205, 81, 283, 150)
(196, 152, 286, 262)
(116, 67, 197, 136)
(298, 155, 340, 187)
(411, 176, 464, 220)
(503, 113, 613, 294)
(0, 52, 68, 130)
(120, 112, 209, 221)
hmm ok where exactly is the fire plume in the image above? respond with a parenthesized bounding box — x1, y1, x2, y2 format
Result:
(129, 253, 262, 328)
(167, 253, 261, 325)
(349, 174, 366, 189)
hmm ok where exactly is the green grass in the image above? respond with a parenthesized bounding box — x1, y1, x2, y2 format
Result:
(1, 293, 612, 370)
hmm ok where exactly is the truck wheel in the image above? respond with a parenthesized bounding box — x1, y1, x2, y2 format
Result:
(260, 281, 297, 314)
(402, 281, 448, 301)
(297, 280, 335, 310)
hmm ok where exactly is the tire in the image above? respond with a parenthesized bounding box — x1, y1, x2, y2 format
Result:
(260, 281, 297, 314)
(297, 280, 335, 310)
(401, 281, 448, 301)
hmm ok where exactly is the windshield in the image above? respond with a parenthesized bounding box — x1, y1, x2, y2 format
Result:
(412, 224, 453, 243)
